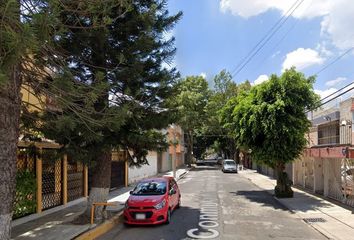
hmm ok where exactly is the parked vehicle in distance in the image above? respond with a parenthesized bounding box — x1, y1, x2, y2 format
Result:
(196, 159, 219, 166)
(222, 159, 238, 173)
(124, 177, 180, 225)
(196, 159, 205, 166)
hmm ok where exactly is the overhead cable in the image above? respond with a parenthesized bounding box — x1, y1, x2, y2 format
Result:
(231, 0, 305, 79)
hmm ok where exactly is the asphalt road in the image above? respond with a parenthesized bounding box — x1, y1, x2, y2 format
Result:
(98, 166, 327, 240)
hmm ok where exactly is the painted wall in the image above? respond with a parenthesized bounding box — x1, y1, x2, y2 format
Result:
(128, 151, 158, 184)
(159, 152, 172, 173)
(157, 124, 185, 173)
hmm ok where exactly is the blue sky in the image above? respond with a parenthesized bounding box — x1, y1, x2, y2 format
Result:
(166, 0, 354, 99)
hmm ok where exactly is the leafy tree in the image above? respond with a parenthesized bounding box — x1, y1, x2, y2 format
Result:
(201, 70, 250, 159)
(219, 80, 251, 162)
(174, 76, 210, 165)
(227, 68, 319, 197)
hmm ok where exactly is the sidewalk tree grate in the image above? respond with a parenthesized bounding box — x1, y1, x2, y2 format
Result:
(303, 218, 326, 223)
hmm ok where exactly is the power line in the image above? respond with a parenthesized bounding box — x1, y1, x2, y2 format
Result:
(231, 0, 305, 79)
(317, 81, 354, 103)
(314, 47, 354, 75)
(229, 0, 302, 77)
(257, 18, 299, 67)
(306, 46, 354, 110)
(306, 84, 354, 113)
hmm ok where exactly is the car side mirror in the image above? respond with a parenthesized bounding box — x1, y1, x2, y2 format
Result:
(169, 189, 176, 195)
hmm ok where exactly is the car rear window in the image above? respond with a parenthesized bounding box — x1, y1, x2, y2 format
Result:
(131, 181, 167, 195)
(225, 160, 236, 165)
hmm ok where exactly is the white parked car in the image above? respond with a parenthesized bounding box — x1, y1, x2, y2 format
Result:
(222, 159, 238, 173)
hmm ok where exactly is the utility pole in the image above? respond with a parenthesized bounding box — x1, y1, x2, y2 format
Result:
(171, 124, 177, 179)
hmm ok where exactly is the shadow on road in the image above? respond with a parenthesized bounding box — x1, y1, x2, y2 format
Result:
(230, 190, 334, 213)
(230, 190, 290, 211)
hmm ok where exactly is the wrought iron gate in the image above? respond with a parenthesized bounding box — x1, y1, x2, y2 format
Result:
(67, 161, 84, 202)
(327, 158, 354, 207)
(110, 160, 125, 190)
(342, 158, 354, 207)
(42, 156, 62, 210)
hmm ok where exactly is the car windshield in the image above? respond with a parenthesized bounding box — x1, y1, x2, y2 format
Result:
(131, 181, 167, 196)
(225, 161, 236, 165)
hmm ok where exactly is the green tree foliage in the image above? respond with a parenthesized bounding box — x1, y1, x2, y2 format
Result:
(26, 0, 182, 221)
(174, 75, 210, 164)
(226, 68, 319, 197)
(13, 170, 37, 219)
(34, 0, 182, 165)
(201, 70, 250, 159)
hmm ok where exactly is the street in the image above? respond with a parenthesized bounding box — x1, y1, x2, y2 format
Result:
(98, 166, 327, 240)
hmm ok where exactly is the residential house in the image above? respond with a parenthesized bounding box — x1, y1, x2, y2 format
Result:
(293, 98, 354, 207)
(157, 125, 185, 173)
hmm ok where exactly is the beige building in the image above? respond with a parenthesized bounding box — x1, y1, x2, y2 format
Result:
(158, 124, 185, 173)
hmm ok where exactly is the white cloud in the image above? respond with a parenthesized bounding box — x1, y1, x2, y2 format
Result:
(219, 0, 329, 19)
(200, 72, 207, 79)
(325, 77, 347, 87)
(316, 42, 333, 58)
(282, 48, 325, 72)
(253, 74, 269, 85)
(220, 0, 354, 50)
(320, 1, 354, 49)
(314, 88, 337, 99)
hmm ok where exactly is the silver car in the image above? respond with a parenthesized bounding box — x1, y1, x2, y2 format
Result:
(222, 159, 238, 173)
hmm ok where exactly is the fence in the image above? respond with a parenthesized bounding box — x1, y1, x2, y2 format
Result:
(294, 156, 354, 208)
(13, 142, 88, 219)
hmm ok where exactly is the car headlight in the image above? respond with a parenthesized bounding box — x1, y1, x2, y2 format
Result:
(154, 199, 166, 210)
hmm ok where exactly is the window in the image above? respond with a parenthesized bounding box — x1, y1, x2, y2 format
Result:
(318, 120, 339, 145)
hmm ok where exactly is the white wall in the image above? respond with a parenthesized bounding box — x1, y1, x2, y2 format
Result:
(128, 152, 158, 184)
(159, 152, 172, 173)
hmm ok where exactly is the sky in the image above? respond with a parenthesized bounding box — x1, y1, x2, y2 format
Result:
(165, 0, 354, 100)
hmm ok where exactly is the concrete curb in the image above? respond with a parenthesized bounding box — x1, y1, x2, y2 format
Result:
(176, 167, 192, 181)
(74, 211, 125, 240)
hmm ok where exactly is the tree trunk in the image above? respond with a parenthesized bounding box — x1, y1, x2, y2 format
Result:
(274, 162, 293, 198)
(0, 65, 22, 240)
(185, 131, 193, 167)
(77, 150, 112, 224)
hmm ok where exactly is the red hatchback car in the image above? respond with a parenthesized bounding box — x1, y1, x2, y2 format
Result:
(124, 176, 181, 225)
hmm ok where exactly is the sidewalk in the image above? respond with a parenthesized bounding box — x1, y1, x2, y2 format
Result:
(239, 169, 354, 240)
(11, 167, 190, 240)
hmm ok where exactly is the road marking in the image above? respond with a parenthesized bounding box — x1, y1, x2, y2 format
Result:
(186, 197, 220, 239)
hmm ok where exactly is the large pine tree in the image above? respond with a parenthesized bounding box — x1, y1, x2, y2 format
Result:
(1, 1, 181, 237)
(37, 0, 182, 221)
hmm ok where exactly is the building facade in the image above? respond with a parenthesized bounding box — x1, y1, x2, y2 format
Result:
(158, 125, 185, 173)
(293, 98, 354, 207)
